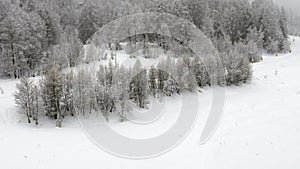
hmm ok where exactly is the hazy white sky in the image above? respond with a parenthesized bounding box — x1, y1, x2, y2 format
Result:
(271, 0, 299, 14)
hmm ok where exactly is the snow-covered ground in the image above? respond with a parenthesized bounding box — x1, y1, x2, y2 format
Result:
(0, 37, 300, 169)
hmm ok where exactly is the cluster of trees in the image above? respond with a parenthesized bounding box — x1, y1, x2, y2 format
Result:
(0, 0, 291, 79)
(79, 0, 291, 58)
(14, 51, 252, 127)
(3, 0, 286, 126)
(0, 0, 83, 78)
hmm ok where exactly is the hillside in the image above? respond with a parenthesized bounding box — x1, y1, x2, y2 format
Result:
(0, 36, 299, 168)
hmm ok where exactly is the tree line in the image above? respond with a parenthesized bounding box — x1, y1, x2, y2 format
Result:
(1, 0, 284, 127)
(14, 51, 252, 127)
(0, 0, 292, 79)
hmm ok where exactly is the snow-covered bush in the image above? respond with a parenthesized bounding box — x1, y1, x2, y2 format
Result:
(221, 48, 253, 85)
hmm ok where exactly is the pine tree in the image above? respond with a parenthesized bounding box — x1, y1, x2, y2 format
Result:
(36, 4, 61, 48)
(221, 46, 252, 85)
(163, 56, 180, 95)
(192, 57, 210, 88)
(14, 77, 35, 123)
(157, 59, 169, 94)
(78, 3, 98, 44)
(0, 4, 46, 78)
(61, 71, 75, 117)
(73, 68, 89, 116)
(52, 0, 78, 29)
(117, 66, 131, 122)
(130, 60, 148, 108)
(95, 65, 106, 117)
(279, 7, 288, 39)
(182, 70, 197, 92)
(40, 66, 63, 127)
(95, 64, 115, 121)
(267, 39, 279, 54)
(148, 66, 157, 97)
(0, 5, 30, 78)
(181, 56, 197, 92)
(109, 64, 129, 121)
(175, 58, 185, 92)
(62, 26, 83, 67)
(143, 34, 150, 58)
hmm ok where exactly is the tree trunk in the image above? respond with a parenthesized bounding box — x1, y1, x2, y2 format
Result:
(56, 112, 61, 128)
(10, 41, 17, 79)
(27, 113, 31, 124)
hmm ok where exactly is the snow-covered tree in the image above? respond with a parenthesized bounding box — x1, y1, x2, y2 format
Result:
(244, 40, 261, 62)
(51, 0, 78, 29)
(62, 26, 83, 67)
(61, 71, 75, 117)
(113, 65, 131, 122)
(14, 77, 35, 124)
(73, 68, 90, 116)
(36, 4, 61, 48)
(130, 60, 148, 108)
(0, 4, 46, 78)
(40, 66, 63, 127)
(266, 39, 279, 54)
(148, 66, 157, 97)
(175, 57, 186, 92)
(157, 59, 169, 94)
(181, 56, 197, 92)
(95, 64, 116, 121)
(221, 46, 252, 85)
(78, 3, 99, 44)
(192, 56, 210, 87)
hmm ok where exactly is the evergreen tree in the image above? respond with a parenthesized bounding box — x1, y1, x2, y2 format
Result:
(148, 66, 157, 97)
(192, 57, 210, 87)
(117, 66, 131, 122)
(157, 58, 173, 95)
(0, 4, 46, 78)
(95, 64, 115, 121)
(175, 58, 186, 92)
(52, 0, 78, 29)
(14, 77, 35, 123)
(40, 66, 63, 127)
(73, 68, 89, 116)
(78, 3, 98, 44)
(130, 60, 148, 108)
(61, 71, 75, 117)
(279, 7, 288, 39)
(62, 26, 83, 67)
(181, 55, 197, 92)
(37, 4, 61, 47)
(221, 45, 253, 85)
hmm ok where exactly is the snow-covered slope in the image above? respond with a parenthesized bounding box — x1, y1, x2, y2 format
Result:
(0, 37, 300, 169)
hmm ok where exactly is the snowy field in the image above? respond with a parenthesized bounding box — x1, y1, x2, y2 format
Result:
(0, 37, 300, 169)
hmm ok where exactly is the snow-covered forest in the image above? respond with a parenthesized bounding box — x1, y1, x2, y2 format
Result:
(1, 0, 300, 168)
(0, 0, 292, 79)
(0, 0, 294, 127)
